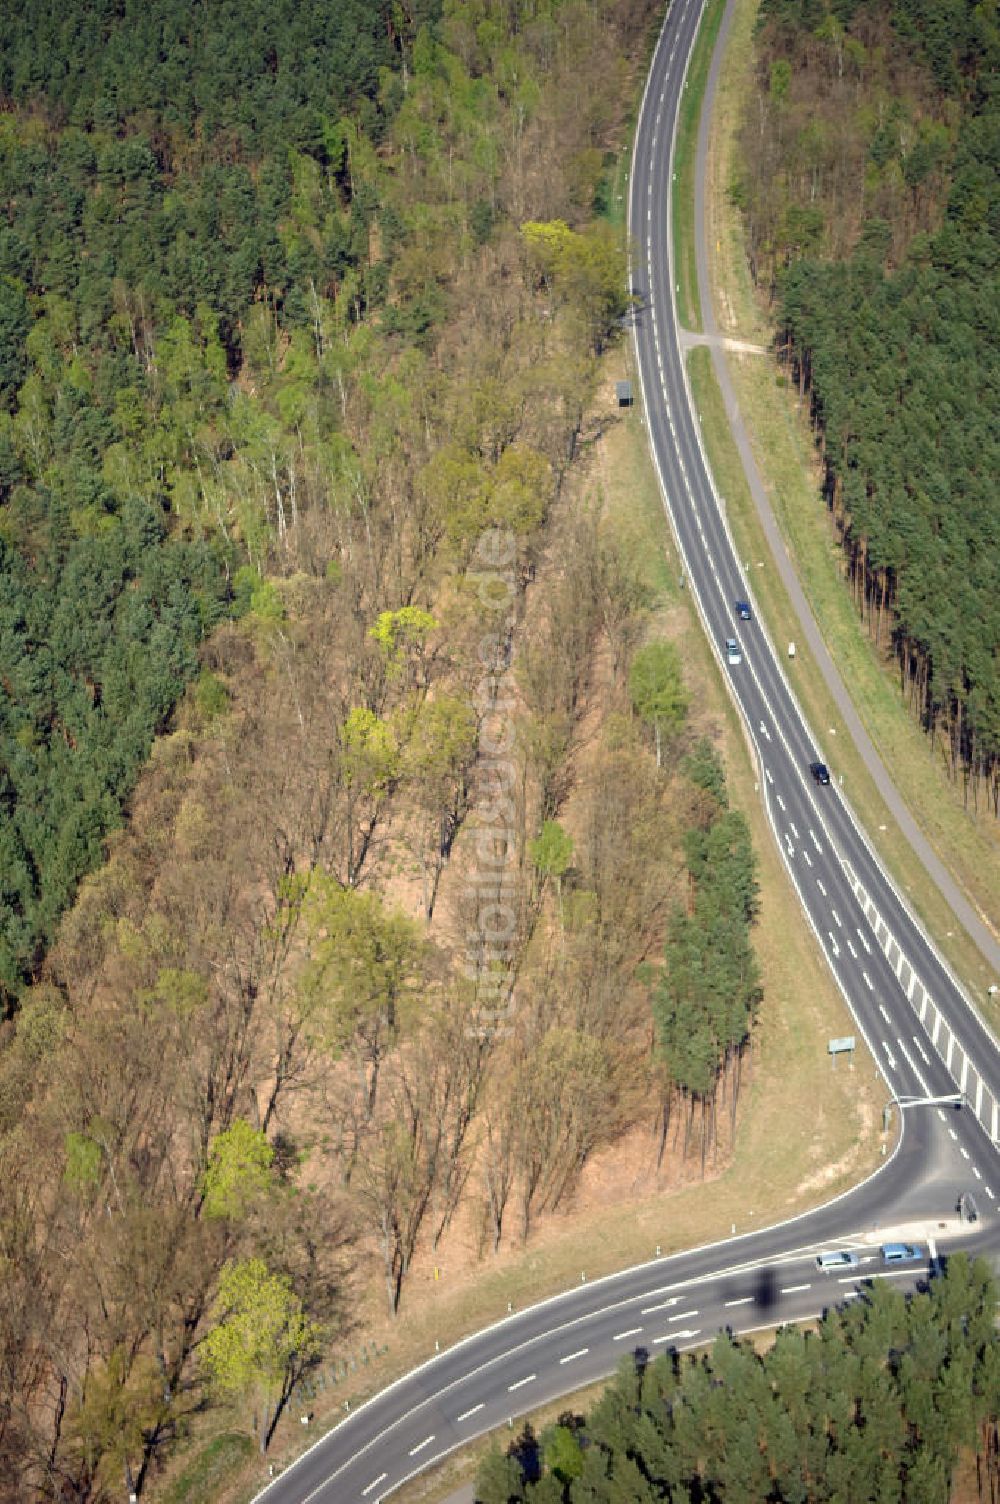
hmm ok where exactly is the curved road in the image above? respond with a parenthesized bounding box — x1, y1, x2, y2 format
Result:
(254, 3, 1000, 1500)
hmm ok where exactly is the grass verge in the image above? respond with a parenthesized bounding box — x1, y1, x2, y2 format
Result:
(694, 0, 1000, 1014)
(670, 0, 726, 332)
(162, 1434, 254, 1504)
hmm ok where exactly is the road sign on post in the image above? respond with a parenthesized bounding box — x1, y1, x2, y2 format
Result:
(828, 1035, 856, 1069)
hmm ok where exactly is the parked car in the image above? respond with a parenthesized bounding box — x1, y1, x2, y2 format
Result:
(958, 1192, 979, 1223)
(726, 637, 742, 666)
(809, 761, 831, 785)
(816, 1250, 860, 1271)
(735, 600, 752, 620)
(880, 1242, 924, 1264)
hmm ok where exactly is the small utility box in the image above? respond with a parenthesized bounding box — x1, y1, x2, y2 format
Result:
(616, 380, 633, 408)
(828, 1035, 856, 1069)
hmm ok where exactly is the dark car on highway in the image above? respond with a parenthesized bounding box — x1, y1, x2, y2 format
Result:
(809, 761, 831, 785)
(735, 600, 752, 620)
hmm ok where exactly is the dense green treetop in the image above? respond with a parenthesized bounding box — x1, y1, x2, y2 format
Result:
(0, 0, 439, 152)
(477, 1255, 1000, 1502)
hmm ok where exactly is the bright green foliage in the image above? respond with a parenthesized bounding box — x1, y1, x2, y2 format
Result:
(399, 696, 477, 789)
(298, 874, 425, 1055)
(628, 641, 689, 767)
(521, 219, 630, 352)
(63, 1131, 102, 1194)
(528, 821, 574, 884)
(482, 1257, 1000, 1501)
(200, 1257, 320, 1451)
(369, 606, 438, 671)
(544, 1422, 585, 1483)
(201, 1120, 275, 1221)
(340, 708, 400, 793)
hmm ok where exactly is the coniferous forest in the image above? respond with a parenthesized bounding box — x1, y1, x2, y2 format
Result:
(736, 0, 1000, 814)
(475, 1255, 1000, 1504)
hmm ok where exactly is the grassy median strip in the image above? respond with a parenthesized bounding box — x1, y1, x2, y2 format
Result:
(670, 0, 726, 333)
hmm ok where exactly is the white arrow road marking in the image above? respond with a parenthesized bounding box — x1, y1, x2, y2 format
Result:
(668, 1309, 699, 1322)
(559, 1349, 589, 1365)
(409, 1436, 435, 1457)
(973, 1166, 982, 1180)
(863, 972, 873, 990)
(613, 1327, 643, 1342)
(847, 940, 857, 958)
(363, 1475, 388, 1496)
(724, 1296, 755, 1307)
(986, 1187, 995, 1200)
(780, 1283, 811, 1294)
(960, 1146, 970, 1160)
(857, 929, 871, 953)
(949, 1128, 958, 1141)
(642, 1297, 681, 1313)
(828, 933, 840, 956)
(776, 793, 786, 811)
(508, 1375, 536, 1392)
(789, 822, 800, 839)
(765, 767, 774, 785)
(456, 1402, 485, 1422)
(912, 1036, 930, 1065)
(810, 829, 822, 852)
(831, 909, 842, 928)
(879, 1004, 891, 1023)
(882, 1042, 897, 1070)
(803, 850, 813, 867)
(817, 879, 827, 896)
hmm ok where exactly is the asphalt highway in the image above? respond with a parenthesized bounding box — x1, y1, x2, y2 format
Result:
(253, 3, 1000, 1500)
(627, 0, 1000, 1161)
